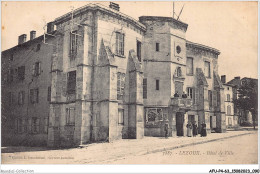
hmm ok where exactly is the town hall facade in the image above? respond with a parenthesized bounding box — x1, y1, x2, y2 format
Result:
(1, 3, 226, 147)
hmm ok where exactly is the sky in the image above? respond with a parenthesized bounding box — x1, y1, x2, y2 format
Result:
(1, 1, 258, 81)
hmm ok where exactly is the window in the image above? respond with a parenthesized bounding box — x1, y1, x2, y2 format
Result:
(118, 109, 124, 125)
(47, 86, 51, 101)
(176, 45, 181, 54)
(30, 88, 39, 104)
(18, 91, 25, 105)
(66, 108, 75, 125)
(8, 92, 14, 105)
(227, 94, 230, 102)
(187, 87, 193, 99)
(146, 108, 163, 123)
(116, 32, 125, 56)
(32, 117, 40, 134)
(217, 91, 220, 106)
(17, 66, 25, 80)
(156, 80, 159, 90)
(143, 78, 147, 99)
(204, 61, 211, 78)
(33, 62, 41, 76)
(117, 72, 125, 100)
(227, 106, 231, 115)
(18, 119, 23, 133)
(67, 71, 76, 94)
(186, 57, 193, 75)
(70, 30, 78, 60)
(228, 117, 232, 126)
(187, 87, 195, 104)
(156, 43, 160, 52)
(137, 40, 142, 61)
(8, 69, 14, 82)
(23, 119, 27, 133)
(208, 90, 213, 108)
(44, 117, 49, 133)
(36, 44, 41, 52)
(176, 67, 182, 77)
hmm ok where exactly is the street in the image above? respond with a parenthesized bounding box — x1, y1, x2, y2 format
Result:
(1, 130, 258, 164)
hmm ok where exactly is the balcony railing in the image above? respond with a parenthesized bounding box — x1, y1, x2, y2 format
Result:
(170, 97, 193, 109)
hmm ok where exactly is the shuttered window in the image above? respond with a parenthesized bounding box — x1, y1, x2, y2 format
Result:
(30, 88, 39, 103)
(227, 94, 230, 102)
(227, 105, 231, 115)
(18, 91, 25, 105)
(33, 62, 41, 76)
(32, 117, 40, 134)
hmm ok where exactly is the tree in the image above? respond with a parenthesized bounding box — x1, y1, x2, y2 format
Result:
(233, 79, 258, 129)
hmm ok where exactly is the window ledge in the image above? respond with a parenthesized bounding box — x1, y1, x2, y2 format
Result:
(115, 54, 126, 58)
(186, 74, 194, 76)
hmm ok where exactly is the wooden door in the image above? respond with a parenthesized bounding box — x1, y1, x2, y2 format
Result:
(176, 112, 184, 136)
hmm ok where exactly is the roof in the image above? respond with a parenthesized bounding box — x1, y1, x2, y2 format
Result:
(54, 3, 146, 32)
(2, 30, 57, 54)
(139, 16, 188, 31)
(186, 40, 220, 55)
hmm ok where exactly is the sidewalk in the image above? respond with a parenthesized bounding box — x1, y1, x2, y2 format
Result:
(1, 130, 257, 164)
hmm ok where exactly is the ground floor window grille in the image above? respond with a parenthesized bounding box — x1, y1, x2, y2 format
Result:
(146, 108, 163, 124)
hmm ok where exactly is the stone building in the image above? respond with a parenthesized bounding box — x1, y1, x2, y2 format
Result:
(140, 16, 226, 137)
(1, 3, 226, 147)
(221, 75, 238, 128)
(227, 76, 258, 125)
(1, 29, 55, 146)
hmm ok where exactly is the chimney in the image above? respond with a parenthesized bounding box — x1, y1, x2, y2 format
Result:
(221, 75, 226, 84)
(47, 22, 54, 33)
(30, 31, 36, 40)
(109, 2, 120, 11)
(18, 34, 27, 45)
(235, 76, 240, 80)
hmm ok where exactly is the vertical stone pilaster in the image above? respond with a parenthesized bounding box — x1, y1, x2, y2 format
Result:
(128, 50, 144, 139)
(183, 113, 188, 136)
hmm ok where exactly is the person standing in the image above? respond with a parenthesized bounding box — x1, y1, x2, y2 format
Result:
(164, 123, 169, 138)
(186, 122, 193, 137)
(192, 121, 198, 137)
(201, 122, 207, 137)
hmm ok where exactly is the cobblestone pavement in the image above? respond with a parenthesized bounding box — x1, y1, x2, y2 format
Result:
(1, 130, 258, 164)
